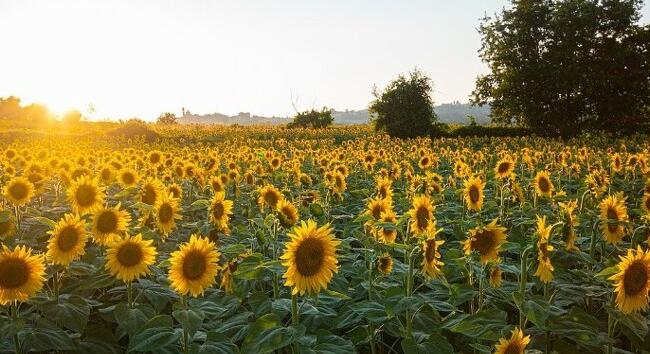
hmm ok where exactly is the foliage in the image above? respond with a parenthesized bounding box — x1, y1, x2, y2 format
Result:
(369, 69, 439, 138)
(287, 108, 334, 129)
(62, 110, 83, 125)
(472, 0, 650, 136)
(157, 112, 178, 125)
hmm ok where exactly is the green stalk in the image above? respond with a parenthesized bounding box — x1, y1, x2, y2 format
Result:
(291, 294, 299, 353)
(126, 281, 133, 309)
(11, 302, 21, 354)
(519, 246, 532, 329)
(607, 296, 616, 354)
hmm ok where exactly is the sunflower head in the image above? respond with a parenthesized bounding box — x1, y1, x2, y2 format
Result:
(92, 204, 131, 246)
(494, 328, 530, 354)
(463, 175, 485, 212)
(610, 246, 650, 314)
(494, 157, 515, 179)
(0, 245, 46, 305)
(281, 220, 340, 296)
(377, 254, 393, 275)
(421, 225, 445, 279)
(533, 170, 554, 198)
(140, 178, 164, 205)
(276, 199, 299, 228)
(599, 194, 629, 244)
(67, 176, 105, 215)
(168, 234, 221, 297)
(0, 211, 16, 239)
(154, 192, 181, 237)
(408, 195, 435, 236)
(463, 219, 507, 264)
(3, 176, 35, 207)
(105, 234, 157, 282)
(258, 184, 283, 210)
(209, 192, 234, 233)
(47, 213, 88, 267)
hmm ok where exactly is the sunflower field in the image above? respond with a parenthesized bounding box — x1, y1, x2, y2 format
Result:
(2, 126, 650, 354)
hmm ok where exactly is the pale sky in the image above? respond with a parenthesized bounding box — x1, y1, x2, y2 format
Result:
(1, 1, 649, 121)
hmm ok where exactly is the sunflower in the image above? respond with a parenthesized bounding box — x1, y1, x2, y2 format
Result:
(208, 192, 233, 233)
(258, 184, 284, 210)
(105, 234, 157, 282)
(463, 219, 507, 264)
(408, 195, 435, 236)
(47, 213, 88, 267)
(599, 194, 629, 244)
(281, 220, 340, 296)
(92, 204, 131, 245)
(365, 196, 392, 222)
(140, 178, 164, 206)
(494, 328, 530, 354)
(534, 215, 554, 283)
(489, 263, 502, 287)
(494, 157, 515, 180)
(0, 245, 46, 305)
(375, 177, 393, 200)
(67, 176, 105, 215)
(610, 246, 650, 314)
(532, 170, 554, 198)
(168, 234, 221, 297)
(377, 253, 393, 275)
(117, 168, 139, 188)
(154, 192, 181, 237)
(421, 224, 444, 279)
(641, 194, 650, 215)
(0, 212, 16, 239)
(168, 183, 183, 200)
(276, 199, 299, 228)
(3, 176, 35, 206)
(209, 176, 226, 193)
(463, 175, 486, 212)
(376, 209, 398, 244)
(328, 171, 347, 196)
(558, 200, 579, 251)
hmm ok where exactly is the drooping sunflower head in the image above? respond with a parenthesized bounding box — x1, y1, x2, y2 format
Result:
(105, 234, 157, 282)
(258, 184, 283, 210)
(208, 192, 234, 233)
(0, 245, 46, 305)
(599, 194, 629, 244)
(154, 192, 182, 237)
(375, 177, 393, 200)
(281, 220, 340, 296)
(168, 234, 221, 297)
(168, 183, 183, 200)
(463, 175, 486, 212)
(377, 209, 398, 244)
(494, 328, 530, 354)
(3, 176, 35, 207)
(276, 199, 299, 228)
(67, 176, 105, 215)
(533, 170, 554, 198)
(377, 253, 393, 275)
(534, 215, 555, 283)
(463, 219, 507, 264)
(558, 200, 579, 251)
(408, 195, 435, 236)
(610, 247, 650, 314)
(421, 226, 445, 279)
(47, 213, 88, 267)
(92, 204, 131, 246)
(489, 263, 502, 287)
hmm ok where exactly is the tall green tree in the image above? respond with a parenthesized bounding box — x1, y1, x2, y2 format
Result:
(369, 69, 437, 138)
(472, 0, 650, 135)
(287, 108, 334, 128)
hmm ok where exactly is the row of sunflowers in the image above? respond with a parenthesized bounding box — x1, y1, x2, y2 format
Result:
(0, 127, 649, 353)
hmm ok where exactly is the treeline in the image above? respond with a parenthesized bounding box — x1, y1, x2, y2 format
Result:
(0, 96, 83, 125)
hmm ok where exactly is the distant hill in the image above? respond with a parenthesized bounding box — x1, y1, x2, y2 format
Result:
(178, 103, 491, 126)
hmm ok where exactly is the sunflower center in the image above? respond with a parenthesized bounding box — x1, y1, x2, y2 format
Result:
(122, 173, 135, 185)
(607, 207, 619, 233)
(335, 176, 344, 188)
(117, 243, 143, 267)
(471, 230, 495, 256)
(182, 250, 207, 280)
(75, 185, 96, 207)
(101, 169, 112, 181)
(0, 219, 13, 236)
(425, 239, 437, 262)
(9, 183, 28, 200)
(623, 260, 648, 296)
(97, 211, 118, 234)
(415, 206, 430, 231)
(57, 225, 80, 252)
(504, 342, 522, 354)
(378, 257, 391, 272)
(469, 186, 480, 204)
(0, 259, 29, 289)
(212, 202, 224, 219)
(158, 203, 173, 223)
(379, 186, 388, 199)
(538, 177, 550, 193)
(371, 205, 383, 219)
(646, 197, 650, 211)
(497, 162, 510, 174)
(295, 237, 325, 277)
(142, 186, 157, 205)
(264, 192, 278, 207)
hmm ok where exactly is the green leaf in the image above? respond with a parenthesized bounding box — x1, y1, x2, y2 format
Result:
(34, 216, 57, 228)
(0, 210, 12, 223)
(447, 308, 507, 340)
(114, 303, 149, 336)
(173, 308, 205, 336)
(129, 327, 181, 352)
(41, 295, 90, 333)
(198, 332, 241, 354)
(241, 314, 298, 354)
(595, 265, 618, 278)
(191, 199, 211, 208)
(24, 328, 76, 351)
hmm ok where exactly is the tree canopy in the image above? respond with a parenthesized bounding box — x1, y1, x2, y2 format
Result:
(287, 108, 334, 129)
(472, 0, 650, 136)
(369, 69, 438, 138)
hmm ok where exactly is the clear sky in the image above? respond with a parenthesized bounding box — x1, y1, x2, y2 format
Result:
(1, 1, 649, 121)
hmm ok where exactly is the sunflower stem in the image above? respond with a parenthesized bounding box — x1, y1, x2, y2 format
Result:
(405, 246, 414, 338)
(11, 302, 21, 354)
(53, 271, 59, 303)
(126, 281, 133, 309)
(519, 246, 532, 329)
(291, 294, 299, 353)
(607, 296, 616, 354)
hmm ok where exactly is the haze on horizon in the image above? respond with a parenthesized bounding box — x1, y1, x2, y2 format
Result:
(1, 0, 649, 121)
